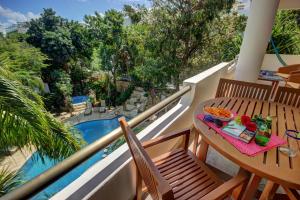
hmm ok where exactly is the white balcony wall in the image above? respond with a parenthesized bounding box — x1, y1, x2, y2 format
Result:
(261, 54, 300, 71)
(52, 61, 237, 200)
(279, 0, 300, 9)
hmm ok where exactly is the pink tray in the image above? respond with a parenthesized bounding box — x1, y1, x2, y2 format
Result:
(197, 114, 286, 156)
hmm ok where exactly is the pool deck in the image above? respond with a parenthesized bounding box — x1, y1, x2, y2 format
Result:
(0, 146, 35, 172)
(64, 107, 119, 126)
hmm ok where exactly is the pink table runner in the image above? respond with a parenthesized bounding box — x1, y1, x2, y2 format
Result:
(197, 114, 286, 156)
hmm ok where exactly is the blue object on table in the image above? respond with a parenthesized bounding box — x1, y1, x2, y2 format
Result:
(203, 115, 223, 127)
(259, 70, 284, 81)
(204, 115, 215, 122)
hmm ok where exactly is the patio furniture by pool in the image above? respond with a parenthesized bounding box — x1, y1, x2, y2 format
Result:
(274, 86, 300, 108)
(98, 107, 106, 113)
(216, 78, 273, 101)
(193, 97, 300, 200)
(84, 102, 93, 116)
(119, 117, 250, 200)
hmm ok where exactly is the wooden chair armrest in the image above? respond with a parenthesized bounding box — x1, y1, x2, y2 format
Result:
(142, 129, 190, 149)
(200, 170, 249, 200)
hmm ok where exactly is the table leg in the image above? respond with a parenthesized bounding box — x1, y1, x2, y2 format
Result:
(197, 139, 209, 162)
(191, 126, 199, 155)
(242, 174, 262, 200)
(282, 187, 300, 200)
(259, 181, 279, 200)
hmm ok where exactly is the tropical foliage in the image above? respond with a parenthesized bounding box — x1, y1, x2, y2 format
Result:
(0, 67, 83, 196)
(0, 67, 82, 159)
(0, 34, 47, 90)
(267, 10, 300, 54)
(27, 8, 93, 111)
(0, 169, 23, 196)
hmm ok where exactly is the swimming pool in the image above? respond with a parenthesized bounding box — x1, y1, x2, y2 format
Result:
(72, 96, 89, 105)
(19, 117, 123, 199)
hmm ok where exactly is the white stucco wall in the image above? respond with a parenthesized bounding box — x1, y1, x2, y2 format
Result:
(261, 54, 300, 71)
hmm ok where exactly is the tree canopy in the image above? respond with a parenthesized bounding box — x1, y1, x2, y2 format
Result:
(27, 8, 93, 110)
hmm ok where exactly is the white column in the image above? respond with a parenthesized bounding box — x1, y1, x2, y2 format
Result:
(235, 0, 280, 82)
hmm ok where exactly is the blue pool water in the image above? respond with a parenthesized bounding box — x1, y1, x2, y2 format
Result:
(72, 96, 89, 104)
(19, 117, 123, 199)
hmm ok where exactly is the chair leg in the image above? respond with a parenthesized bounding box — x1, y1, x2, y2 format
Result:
(135, 169, 142, 200)
(241, 174, 262, 200)
(197, 139, 209, 162)
(232, 168, 251, 200)
(259, 181, 279, 200)
(282, 187, 300, 200)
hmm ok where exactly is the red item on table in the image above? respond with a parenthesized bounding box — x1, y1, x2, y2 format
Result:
(245, 122, 257, 132)
(241, 115, 251, 125)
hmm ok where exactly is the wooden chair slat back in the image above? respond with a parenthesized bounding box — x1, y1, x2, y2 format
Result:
(216, 78, 272, 101)
(119, 118, 173, 200)
(274, 87, 300, 108)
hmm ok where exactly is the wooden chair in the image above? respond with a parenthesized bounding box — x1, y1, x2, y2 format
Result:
(277, 64, 300, 74)
(287, 71, 300, 83)
(274, 86, 300, 108)
(119, 117, 249, 200)
(216, 78, 273, 101)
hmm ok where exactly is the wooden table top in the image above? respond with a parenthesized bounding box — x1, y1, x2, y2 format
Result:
(193, 97, 300, 189)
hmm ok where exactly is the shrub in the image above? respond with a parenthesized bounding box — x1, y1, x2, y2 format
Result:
(115, 85, 134, 105)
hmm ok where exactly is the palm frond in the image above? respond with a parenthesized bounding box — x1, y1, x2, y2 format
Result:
(0, 68, 83, 160)
(0, 168, 23, 197)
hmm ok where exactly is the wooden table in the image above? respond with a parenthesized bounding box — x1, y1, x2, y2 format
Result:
(193, 97, 300, 199)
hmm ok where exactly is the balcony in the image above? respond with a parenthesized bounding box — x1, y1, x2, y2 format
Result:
(2, 51, 299, 200)
(3, 0, 300, 198)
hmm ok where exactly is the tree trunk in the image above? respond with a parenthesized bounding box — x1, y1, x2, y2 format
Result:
(175, 73, 180, 91)
(112, 68, 117, 87)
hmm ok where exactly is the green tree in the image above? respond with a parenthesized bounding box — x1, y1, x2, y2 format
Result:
(85, 10, 128, 86)
(147, 0, 234, 90)
(191, 12, 247, 73)
(0, 35, 48, 90)
(27, 9, 93, 110)
(123, 4, 147, 24)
